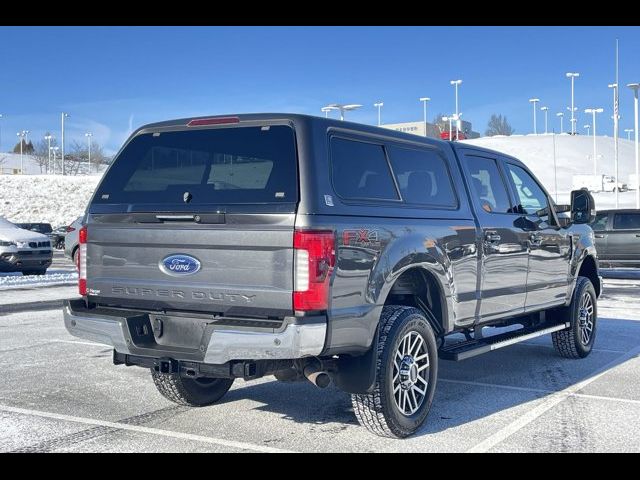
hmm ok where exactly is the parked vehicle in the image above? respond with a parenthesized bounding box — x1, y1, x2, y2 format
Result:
(0, 217, 53, 275)
(439, 129, 467, 141)
(63, 114, 601, 438)
(590, 209, 640, 268)
(15, 222, 53, 236)
(572, 174, 627, 193)
(50, 225, 69, 249)
(64, 216, 84, 267)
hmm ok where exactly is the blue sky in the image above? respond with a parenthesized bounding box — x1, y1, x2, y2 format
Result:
(1, 26, 639, 154)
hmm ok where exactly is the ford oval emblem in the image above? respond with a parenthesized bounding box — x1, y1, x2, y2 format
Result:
(159, 254, 201, 276)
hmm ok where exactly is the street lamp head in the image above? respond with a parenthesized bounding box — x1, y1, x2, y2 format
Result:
(608, 83, 618, 89)
(450, 80, 462, 86)
(540, 106, 549, 111)
(419, 97, 431, 102)
(566, 72, 580, 78)
(529, 98, 540, 103)
(556, 112, 564, 117)
(373, 102, 384, 108)
(442, 116, 449, 122)
(85, 132, 93, 137)
(628, 83, 640, 91)
(584, 125, 591, 129)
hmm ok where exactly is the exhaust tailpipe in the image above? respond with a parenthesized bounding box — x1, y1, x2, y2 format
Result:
(303, 364, 330, 388)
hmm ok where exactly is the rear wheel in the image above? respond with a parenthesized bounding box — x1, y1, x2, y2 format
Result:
(151, 370, 234, 406)
(551, 276, 597, 359)
(351, 305, 438, 438)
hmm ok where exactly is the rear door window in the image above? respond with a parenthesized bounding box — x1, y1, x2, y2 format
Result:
(330, 137, 399, 201)
(613, 213, 640, 230)
(463, 156, 512, 214)
(387, 145, 457, 208)
(95, 125, 297, 207)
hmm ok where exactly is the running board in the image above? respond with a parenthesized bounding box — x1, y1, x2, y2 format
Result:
(439, 322, 571, 361)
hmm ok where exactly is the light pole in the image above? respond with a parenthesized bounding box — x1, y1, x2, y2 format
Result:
(50, 146, 59, 175)
(44, 134, 53, 174)
(0, 114, 3, 152)
(540, 106, 549, 134)
(585, 108, 604, 175)
(566, 72, 580, 134)
(373, 102, 384, 126)
(16, 131, 26, 173)
(85, 132, 93, 173)
(61, 112, 69, 175)
(609, 83, 620, 207)
(321, 107, 332, 118)
(557, 112, 564, 134)
(450, 80, 462, 118)
(628, 83, 640, 208)
(584, 124, 591, 136)
(322, 104, 362, 121)
(625, 128, 634, 141)
(529, 98, 540, 134)
(419, 97, 430, 137)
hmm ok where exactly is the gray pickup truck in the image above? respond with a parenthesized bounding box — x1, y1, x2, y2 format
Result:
(64, 114, 601, 438)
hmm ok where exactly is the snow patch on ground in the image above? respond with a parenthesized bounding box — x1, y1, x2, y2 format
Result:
(0, 175, 101, 226)
(0, 270, 78, 290)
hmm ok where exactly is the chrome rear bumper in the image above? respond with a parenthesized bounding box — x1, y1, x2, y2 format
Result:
(63, 299, 326, 364)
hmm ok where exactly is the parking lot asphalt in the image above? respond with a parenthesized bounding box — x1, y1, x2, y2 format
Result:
(0, 278, 639, 452)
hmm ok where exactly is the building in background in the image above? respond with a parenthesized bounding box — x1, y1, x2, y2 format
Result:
(380, 119, 480, 139)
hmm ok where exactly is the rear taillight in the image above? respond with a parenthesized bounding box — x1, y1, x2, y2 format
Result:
(78, 226, 87, 296)
(293, 230, 335, 311)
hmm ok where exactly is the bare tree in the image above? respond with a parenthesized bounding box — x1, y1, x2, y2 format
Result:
(432, 113, 447, 133)
(32, 139, 53, 173)
(485, 114, 515, 136)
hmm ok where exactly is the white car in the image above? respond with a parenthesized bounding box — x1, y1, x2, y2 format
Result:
(0, 217, 53, 275)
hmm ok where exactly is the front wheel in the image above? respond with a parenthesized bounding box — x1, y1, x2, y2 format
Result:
(151, 370, 234, 407)
(351, 305, 438, 438)
(551, 276, 597, 359)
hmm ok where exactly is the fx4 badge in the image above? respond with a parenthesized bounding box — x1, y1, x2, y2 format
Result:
(342, 229, 380, 247)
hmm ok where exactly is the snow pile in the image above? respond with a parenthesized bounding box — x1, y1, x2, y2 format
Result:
(0, 271, 77, 290)
(462, 134, 638, 194)
(0, 175, 101, 226)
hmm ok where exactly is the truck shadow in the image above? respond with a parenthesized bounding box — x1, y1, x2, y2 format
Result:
(219, 317, 640, 438)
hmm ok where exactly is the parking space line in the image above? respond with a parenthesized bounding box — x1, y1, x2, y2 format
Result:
(440, 378, 640, 406)
(466, 344, 640, 453)
(49, 339, 110, 347)
(0, 404, 295, 453)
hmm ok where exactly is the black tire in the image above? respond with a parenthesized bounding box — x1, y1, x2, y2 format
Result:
(551, 276, 597, 359)
(151, 370, 234, 407)
(351, 305, 438, 438)
(22, 269, 47, 276)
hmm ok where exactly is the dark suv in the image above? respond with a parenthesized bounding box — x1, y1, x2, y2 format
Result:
(591, 209, 640, 267)
(63, 114, 600, 438)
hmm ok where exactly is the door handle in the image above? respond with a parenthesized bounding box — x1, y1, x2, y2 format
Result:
(485, 232, 501, 243)
(529, 233, 543, 245)
(594, 234, 606, 238)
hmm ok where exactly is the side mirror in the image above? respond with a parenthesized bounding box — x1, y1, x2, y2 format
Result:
(570, 189, 596, 224)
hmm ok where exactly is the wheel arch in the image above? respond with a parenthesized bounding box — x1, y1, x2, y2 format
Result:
(577, 255, 600, 297)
